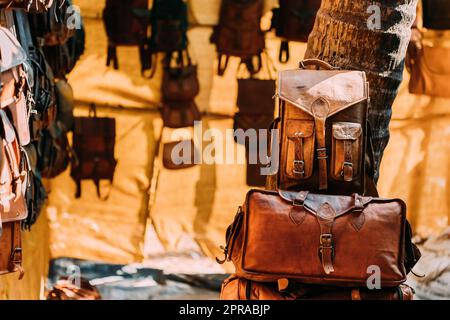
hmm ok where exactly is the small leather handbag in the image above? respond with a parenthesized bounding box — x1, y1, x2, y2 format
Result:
(218, 189, 420, 288)
(406, 33, 450, 97)
(162, 140, 198, 170)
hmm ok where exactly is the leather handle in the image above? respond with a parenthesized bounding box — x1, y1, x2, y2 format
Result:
(299, 59, 337, 70)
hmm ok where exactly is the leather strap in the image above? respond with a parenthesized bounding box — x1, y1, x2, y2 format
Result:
(342, 140, 354, 181)
(289, 191, 309, 225)
(289, 134, 306, 178)
(279, 41, 289, 63)
(311, 98, 330, 190)
(299, 59, 337, 70)
(9, 222, 24, 280)
(106, 44, 119, 70)
(317, 203, 336, 274)
(217, 54, 230, 76)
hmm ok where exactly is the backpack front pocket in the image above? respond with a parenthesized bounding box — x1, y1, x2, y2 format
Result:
(285, 120, 315, 180)
(331, 122, 363, 182)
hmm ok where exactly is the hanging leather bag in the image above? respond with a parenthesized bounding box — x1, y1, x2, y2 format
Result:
(273, 59, 375, 196)
(0, 109, 27, 279)
(218, 189, 420, 287)
(211, 0, 265, 76)
(70, 104, 117, 199)
(271, 0, 321, 63)
(406, 33, 450, 98)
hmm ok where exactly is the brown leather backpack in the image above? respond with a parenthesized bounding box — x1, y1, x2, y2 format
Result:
(221, 275, 415, 300)
(161, 51, 201, 128)
(218, 189, 420, 288)
(271, 0, 321, 63)
(70, 104, 117, 199)
(103, 0, 150, 73)
(272, 59, 376, 196)
(211, 0, 266, 76)
(0, 109, 27, 280)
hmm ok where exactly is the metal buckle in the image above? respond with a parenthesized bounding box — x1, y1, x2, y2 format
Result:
(10, 247, 22, 263)
(320, 234, 333, 247)
(317, 148, 328, 160)
(340, 162, 353, 176)
(293, 160, 305, 175)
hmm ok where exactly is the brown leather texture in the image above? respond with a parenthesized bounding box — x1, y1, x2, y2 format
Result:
(271, 0, 321, 42)
(220, 275, 414, 300)
(0, 110, 28, 279)
(223, 189, 408, 287)
(161, 100, 201, 129)
(162, 64, 200, 102)
(276, 62, 372, 195)
(406, 36, 450, 98)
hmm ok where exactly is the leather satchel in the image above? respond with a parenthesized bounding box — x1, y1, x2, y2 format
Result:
(70, 104, 117, 199)
(406, 34, 450, 98)
(274, 59, 375, 196)
(221, 275, 415, 300)
(211, 0, 265, 76)
(271, 0, 321, 63)
(0, 110, 28, 279)
(422, 0, 450, 30)
(103, 0, 150, 72)
(218, 189, 417, 287)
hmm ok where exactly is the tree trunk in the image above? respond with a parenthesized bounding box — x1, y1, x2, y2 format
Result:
(305, 0, 418, 183)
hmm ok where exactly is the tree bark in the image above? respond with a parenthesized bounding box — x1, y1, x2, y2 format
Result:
(305, 0, 418, 182)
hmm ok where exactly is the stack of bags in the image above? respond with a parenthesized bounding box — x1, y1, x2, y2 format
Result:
(0, 0, 84, 279)
(218, 59, 422, 300)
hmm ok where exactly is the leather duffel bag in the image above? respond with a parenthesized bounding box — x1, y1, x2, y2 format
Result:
(220, 275, 415, 300)
(218, 189, 419, 287)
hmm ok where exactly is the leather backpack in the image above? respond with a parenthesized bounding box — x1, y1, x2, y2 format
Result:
(234, 54, 276, 186)
(221, 275, 415, 300)
(103, 0, 150, 73)
(422, 0, 450, 30)
(0, 0, 52, 12)
(406, 31, 450, 98)
(161, 51, 201, 128)
(0, 26, 31, 147)
(271, 0, 321, 63)
(70, 104, 117, 199)
(211, 0, 266, 76)
(218, 189, 421, 287)
(0, 109, 27, 280)
(272, 59, 376, 196)
(146, 0, 189, 78)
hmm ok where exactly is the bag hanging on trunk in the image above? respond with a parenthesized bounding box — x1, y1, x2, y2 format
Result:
(218, 189, 421, 288)
(0, 109, 28, 279)
(272, 59, 377, 196)
(271, 0, 321, 63)
(233, 52, 276, 186)
(161, 50, 201, 128)
(211, 0, 266, 76)
(220, 275, 415, 300)
(103, 0, 150, 73)
(70, 104, 117, 199)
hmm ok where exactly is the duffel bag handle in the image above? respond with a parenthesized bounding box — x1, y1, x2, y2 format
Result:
(299, 59, 338, 70)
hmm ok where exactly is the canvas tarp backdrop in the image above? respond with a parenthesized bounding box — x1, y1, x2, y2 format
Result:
(1, 0, 448, 299)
